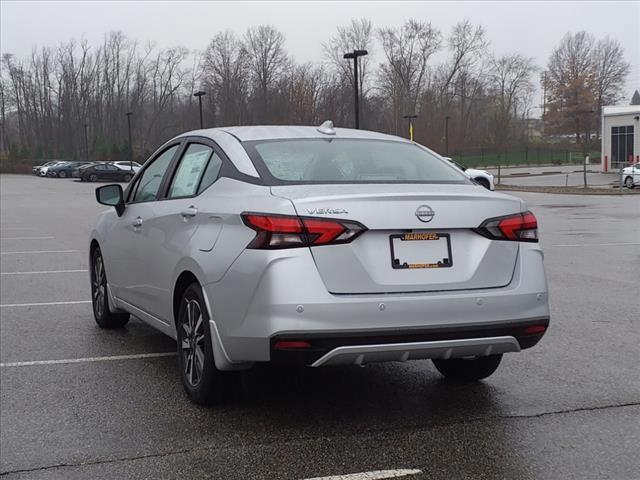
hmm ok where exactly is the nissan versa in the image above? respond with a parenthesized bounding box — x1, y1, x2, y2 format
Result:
(89, 122, 550, 404)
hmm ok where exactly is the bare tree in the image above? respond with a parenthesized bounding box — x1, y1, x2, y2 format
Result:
(244, 25, 288, 123)
(378, 19, 441, 134)
(202, 31, 247, 126)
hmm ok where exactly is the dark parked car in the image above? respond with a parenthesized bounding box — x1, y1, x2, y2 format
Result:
(47, 161, 92, 178)
(80, 162, 134, 182)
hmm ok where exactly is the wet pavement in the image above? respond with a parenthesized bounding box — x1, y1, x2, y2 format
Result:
(1, 174, 639, 479)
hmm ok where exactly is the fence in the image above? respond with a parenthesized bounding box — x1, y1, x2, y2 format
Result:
(451, 146, 601, 169)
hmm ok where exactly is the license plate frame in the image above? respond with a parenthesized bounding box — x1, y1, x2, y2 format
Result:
(389, 232, 453, 269)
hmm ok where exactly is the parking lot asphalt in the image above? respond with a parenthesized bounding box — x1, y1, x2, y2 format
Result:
(1, 174, 639, 480)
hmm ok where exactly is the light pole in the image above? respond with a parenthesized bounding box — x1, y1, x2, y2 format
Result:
(445, 115, 452, 156)
(83, 123, 89, 160)
(194, 91, 206, 129)
(403, 114, 418, 141)
(343, 50, 368, 129)
(125, 112, 133, 174)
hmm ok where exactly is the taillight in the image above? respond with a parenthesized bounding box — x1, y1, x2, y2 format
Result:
(241, 213, 367, 249)
(476, 211, 538, 242)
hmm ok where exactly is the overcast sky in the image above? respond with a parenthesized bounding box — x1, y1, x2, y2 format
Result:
(2, 0, 639, 112)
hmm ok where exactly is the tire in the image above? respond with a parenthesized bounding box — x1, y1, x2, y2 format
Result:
(90, 247, 129, 329)
(475, 177, 491, 190)
(176, 283, 224, 405)
(59, 171, 67, 178)
(624, 176, 634, 189)
(432, 354, 503, 382)
(89, 173, 98, 182)
(123, 174, 132, 182)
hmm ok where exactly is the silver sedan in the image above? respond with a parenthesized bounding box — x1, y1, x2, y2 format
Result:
(90, 122, 550, 404)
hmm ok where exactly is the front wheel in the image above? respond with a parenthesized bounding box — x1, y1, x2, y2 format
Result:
(432, 354, 502, 382)
(122, 173, 132, 182)
(91, 248, 129, 329)
(625, 176, 634, 189)
(176, 283, 224, 404)
(89, 173, 98, 182)
(58, 171, 67, 178)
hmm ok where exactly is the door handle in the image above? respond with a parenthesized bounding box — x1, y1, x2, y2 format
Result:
(181, 206, 198, 218)
(133, 216, 143, 228)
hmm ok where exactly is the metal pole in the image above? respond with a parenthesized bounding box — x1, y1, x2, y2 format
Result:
(126, 112, 133, 174)
(353, 56, 359, 129)
(445, 116, 451, 156)
(198, 95, 203, 129)
(83, 123, 89, 161)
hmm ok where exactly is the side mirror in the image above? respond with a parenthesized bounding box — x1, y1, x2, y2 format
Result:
(96, 184, 125, 216)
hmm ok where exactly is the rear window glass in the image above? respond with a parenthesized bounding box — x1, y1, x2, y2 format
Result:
(245, 139, 468, 184)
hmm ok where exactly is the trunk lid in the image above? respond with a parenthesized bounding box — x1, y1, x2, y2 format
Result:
(271, 184, 523, 294)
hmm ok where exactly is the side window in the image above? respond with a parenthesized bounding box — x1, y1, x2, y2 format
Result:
(95, 164, 106, 171)
(168, 144, 212, 198)
(197, 151, 223, 194)
(132, 145, 179, 203)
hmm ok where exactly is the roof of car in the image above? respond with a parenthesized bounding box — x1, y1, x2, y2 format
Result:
(185, 125, 410, 143)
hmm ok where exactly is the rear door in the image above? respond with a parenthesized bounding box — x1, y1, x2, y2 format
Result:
(272, 184, 522, 294)
(132, 141, 225, 321)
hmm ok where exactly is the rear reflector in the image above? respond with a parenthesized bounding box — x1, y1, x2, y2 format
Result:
(523, 325, 547, 335)
(242, 212, 366, 249)
(274, 340, 311, 350)
(476, 211, 538, 242)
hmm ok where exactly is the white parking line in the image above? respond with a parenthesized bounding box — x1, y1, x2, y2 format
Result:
(0, 236, 54, 240)
(0, 352, 176, 368)
(551, 242, 640, 247)
(0, 249, 81, 255)
(0, 269, 88, 276)
(303, 470, 422, 480)
(0, 300, 91, 308)
(0, 227, 35, 231)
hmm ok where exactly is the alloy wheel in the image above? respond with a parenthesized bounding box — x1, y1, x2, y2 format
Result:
(92, 253, 105, 318)
(181, 299, 206, 387)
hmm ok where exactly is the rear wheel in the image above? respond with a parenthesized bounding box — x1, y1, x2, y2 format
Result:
(432, 354, 502, 382)
(123, 173, 132, 182)
(176, 283, 223, 404)
(59, 171, 67, 178)
(625, 176, 634, 189)
(90, 247, 129, 329)
(89, 173, 98, 182)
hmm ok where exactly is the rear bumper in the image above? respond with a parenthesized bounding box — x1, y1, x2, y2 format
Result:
(270, 317, 547, 366)
(204, 242, 550, 364)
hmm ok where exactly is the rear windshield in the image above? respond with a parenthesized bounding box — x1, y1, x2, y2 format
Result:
(243, 139, 469, 185)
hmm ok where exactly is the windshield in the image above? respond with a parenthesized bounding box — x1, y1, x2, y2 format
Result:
(244, 139, 469, 185)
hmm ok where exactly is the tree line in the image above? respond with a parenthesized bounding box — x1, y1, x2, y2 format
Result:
(0, 20, 630, 163)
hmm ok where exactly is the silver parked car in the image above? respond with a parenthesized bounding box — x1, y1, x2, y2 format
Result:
(90, 122, 550, 404)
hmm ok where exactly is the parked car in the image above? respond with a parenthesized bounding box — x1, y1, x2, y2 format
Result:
(81, 162, 134, 182)
(90, 122, 549, 404)
(32, 161, 59, 175)
(111, 161, 142, 173)
(39, 161, 68, 177)
(622, 163, 640, 188)
(444, 157, 495, 190)
(73, 162, 97, 178)
(47, 161, 92, 178)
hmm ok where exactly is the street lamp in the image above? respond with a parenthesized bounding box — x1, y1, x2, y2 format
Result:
(343, 49, 368, 129)
(83, 123, 89, 161)
(194, 91, 206, 129)
(445, 115, 452, 156)
(125, 112, 133, 174)
(403, 114, 418, 141)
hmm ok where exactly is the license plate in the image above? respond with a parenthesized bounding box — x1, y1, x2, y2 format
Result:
(390, 232, 453, 269)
